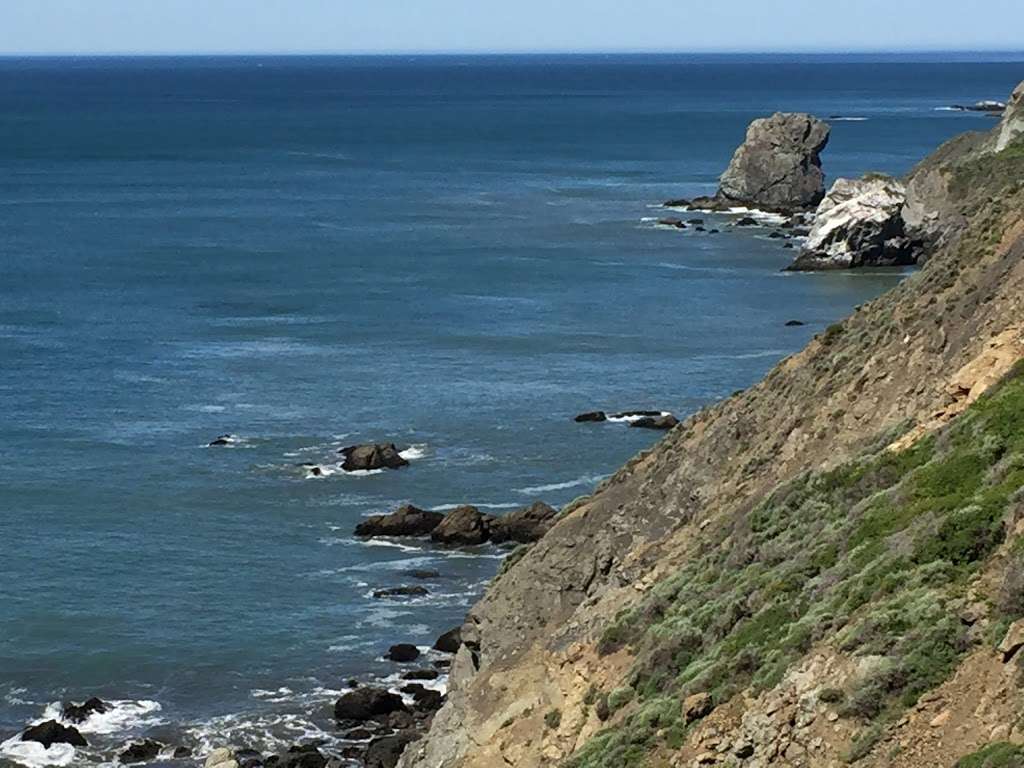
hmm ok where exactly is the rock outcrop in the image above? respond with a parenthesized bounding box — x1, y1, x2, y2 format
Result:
(339, 443, 409, 472)
(334, 688, 408, 722)
(20, 721, 87, 748)
(61, 697, 109, 723)
(355, 505, 445, 537)
(717, 113, 831, 213)
(788, 175, 914, 270)
(430, 506, 492, 546)
(487, 501, 558, 544)
(994, 81, 1024, 152)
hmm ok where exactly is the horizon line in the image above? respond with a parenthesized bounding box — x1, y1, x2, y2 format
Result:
(3, 47, 1024, 59)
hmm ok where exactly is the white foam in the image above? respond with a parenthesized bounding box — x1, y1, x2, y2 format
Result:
(0, 737, 76, 768)
(399, 444, 428, 461)
(428, 502, 519, 511)
(515, 474, 607, 495)
(606, 411, 671, 425)
(40, 699, 163, 735)
(829, 117, 869, 122)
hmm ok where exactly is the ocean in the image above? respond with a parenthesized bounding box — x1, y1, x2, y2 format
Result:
(1, 53, 1021, 764)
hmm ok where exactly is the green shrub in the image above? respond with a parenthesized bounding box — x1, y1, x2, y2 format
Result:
(544, 709, 562, 729)
(955, 742, 1024, 768)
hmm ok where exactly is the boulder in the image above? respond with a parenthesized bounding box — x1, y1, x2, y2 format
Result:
(208, 434, 237, 447)
(663, 198, 691, 208)
(734, 217, 759, 227)
(174, 746, 193, 758)
(339, 444, 409, 472)
(574, 411, 607, 423)
(61, 697, 109, 723)
(788, 176, 914, 270)
(385, 643, 421, 663)
(373, 586, 429, 599)
(233, 749, 263, 768)
(683, 692, 714, 724)
(785, 320, 805, 327)
(718, 113, 830, 213)
(334, 688, 408, 721)
(998, 618, 1024, 662)
(119, 740, 164, 763)
(273, 745, 325, 768)
(488, 502, 559, 544)
(630, 414, 679, 430)
(409, 688, 443, 712)
(20, 721, 87, 748)
(433, 626, 462, 654)
(354, 505, 444, 538)
(430, 506, 492, 546)
(657, 218, 686, 229)
(205, 748, 236, 768)
(364, 733, 418, 768)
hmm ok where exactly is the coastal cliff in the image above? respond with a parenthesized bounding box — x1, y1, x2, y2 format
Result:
(399, 82, 1024, 768)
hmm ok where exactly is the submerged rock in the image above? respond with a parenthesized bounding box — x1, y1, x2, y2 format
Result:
(334, 688, 408, 721)
(430, 505, 493, 546)
(488, 501, 559, 544)
(21, 721, 87, 748)
(355, 505, 444, 537)
(788, 176, 914, 270)
(119, 740, 164, 763)
(718, 113, 830, 213)
(338, 443, 409, 472)
(373, 586, 429, 599)
(61, 697, 109, 723)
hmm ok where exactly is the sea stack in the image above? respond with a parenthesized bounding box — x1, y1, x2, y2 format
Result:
(718, 113, 831, 213)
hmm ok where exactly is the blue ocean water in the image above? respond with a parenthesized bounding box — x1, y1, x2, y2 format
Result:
(1, 54, 1021, 761)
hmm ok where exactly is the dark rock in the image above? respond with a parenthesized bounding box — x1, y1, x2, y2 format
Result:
(718, 113, 830, 212)
(275, 745, 326, 768)
(662, 198, 691, 208)
(695, 226, 707, 232)
(364, 733, 419, 768)
(234, 749, 264, 768)
(354, 505, 444, 538)
(406, 569, 441, 580)
(61, 697, 109, 723)
(173, 746, 193, 759)
(430, 506, 492, 546)
(574, 411, 607, 423)
(433, 626, 462, 654)
(630, 414, 679, 430)
(208, 435, 236, 447)
(334, 688, 408, 722)
(768, 230, 789, 239)
(784, 320, 805, 327)
(709, 228, 720, 234)
(949, 100, 1006, 113)
(688, 195, 733, 212)
(338, 443, 409, 472)
(385, 644, 421, 663)
(657, 218, 686, 229)
(783, 242, 795, 249)
(308, 467, 323, 477)
(610, 410, 662, 419)
(344, 728, 374, 741)
(432, 659, 451, 669)
(687, 218, 705, 225)
(488, 501, 559, 545)
(21, 721, 87, 748)
(410, 689, 443, 712)
(402, 669, 440, 681)
(735, 216, 759, 227)
(119, 740, 163, 763)
(373, 586, 429, 599)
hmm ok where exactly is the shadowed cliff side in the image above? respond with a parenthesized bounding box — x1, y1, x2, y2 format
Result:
(399, 83, 1024, 768)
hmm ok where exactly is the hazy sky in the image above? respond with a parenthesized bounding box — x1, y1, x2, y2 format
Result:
(2, 0, 1024, 55)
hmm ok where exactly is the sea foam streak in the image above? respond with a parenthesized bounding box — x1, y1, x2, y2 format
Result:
(516, 474, 607, 495)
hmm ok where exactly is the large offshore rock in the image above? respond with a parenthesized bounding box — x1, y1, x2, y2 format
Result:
(718, 113, 830, 213)
(788, 176, 914, 270)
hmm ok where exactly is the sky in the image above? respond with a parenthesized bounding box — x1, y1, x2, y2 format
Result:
(2, 0, 1024, 56)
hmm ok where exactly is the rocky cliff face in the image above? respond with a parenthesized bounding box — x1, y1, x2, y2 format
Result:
(399, 85, 1024, 768)
(717, 113, 830, 213)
